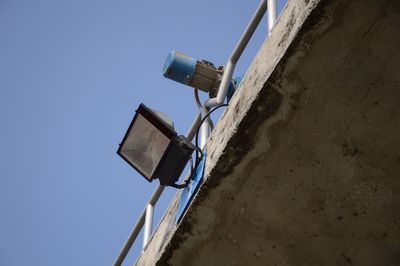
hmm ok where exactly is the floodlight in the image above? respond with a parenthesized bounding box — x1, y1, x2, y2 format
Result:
(117, 104, 196, 186)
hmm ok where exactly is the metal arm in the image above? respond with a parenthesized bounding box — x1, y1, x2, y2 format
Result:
(205, 0, 269, 108)
(113, 185, 165, 266)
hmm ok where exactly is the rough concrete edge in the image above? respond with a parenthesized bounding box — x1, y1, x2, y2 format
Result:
(136, 0, 330, 264)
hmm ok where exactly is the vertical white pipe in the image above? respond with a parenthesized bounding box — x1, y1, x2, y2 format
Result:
(267, 0, 277, 35)
(200, 106, 210, 149)
(142, 204, 154, 249)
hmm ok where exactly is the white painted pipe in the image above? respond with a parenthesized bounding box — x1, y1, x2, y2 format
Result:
(267, 0, 277, 35)
(142, 203, 154, 249)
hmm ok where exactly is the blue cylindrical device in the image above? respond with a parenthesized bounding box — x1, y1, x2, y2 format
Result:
(163, 51, 221, 93)
(162, 51, 242, 102)
(163, 51, 197, 86)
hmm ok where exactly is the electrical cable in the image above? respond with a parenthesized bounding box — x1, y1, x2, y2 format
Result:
(194, 88, 215, 130)
(194, 103, 229, 172)
(194, 89, 202, 109)
(195, 104, 228, 152)
(171, 103, 228, 189)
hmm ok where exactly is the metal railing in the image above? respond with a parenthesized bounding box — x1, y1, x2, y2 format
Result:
(113, 1, 277, 265)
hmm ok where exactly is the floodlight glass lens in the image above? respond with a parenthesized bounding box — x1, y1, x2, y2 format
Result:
(121, 114, 170, 180)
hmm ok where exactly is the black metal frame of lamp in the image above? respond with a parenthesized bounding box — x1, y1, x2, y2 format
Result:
(117, 103, 195, 186)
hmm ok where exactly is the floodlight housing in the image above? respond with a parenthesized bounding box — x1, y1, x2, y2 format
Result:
(117, 103, 195, 186)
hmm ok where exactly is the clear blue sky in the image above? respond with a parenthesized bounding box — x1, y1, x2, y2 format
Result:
(0, 0, 286, 265)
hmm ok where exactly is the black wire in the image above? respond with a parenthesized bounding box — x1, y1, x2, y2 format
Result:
(194, 104, 229, 171)
(195, 104, 229, 151)
(171, 103, 229, 189)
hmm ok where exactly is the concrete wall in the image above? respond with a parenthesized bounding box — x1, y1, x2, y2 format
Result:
(137, 0, 400, 265)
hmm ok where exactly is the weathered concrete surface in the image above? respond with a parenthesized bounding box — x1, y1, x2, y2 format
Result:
(137, 0, 400, 265)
